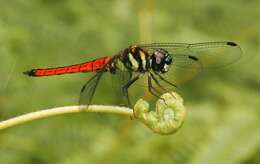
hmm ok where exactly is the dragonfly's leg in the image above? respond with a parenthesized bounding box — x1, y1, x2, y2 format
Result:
(122, 75, 140, 107)
(148, 75, 161, 98)
(154, 72, 178, 88)
(153, 72, 177, 99)
(150, 72, 167, 92)
(148, 75, 167, 104)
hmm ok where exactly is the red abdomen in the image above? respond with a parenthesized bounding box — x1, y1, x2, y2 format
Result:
(24, 57, 112, 77)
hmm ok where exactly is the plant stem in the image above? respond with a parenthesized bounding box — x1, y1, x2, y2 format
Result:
(0, 92, 186, 135)
(0, 105, 133, 130)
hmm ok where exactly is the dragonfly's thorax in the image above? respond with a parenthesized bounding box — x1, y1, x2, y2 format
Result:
(150, 48, 172, 74)
(117, 46, 173, 74)
(120, 46, 150, 73)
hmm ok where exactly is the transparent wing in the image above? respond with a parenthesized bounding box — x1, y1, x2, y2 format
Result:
(138, 41, 242, 87)
(111, 69, 132, 107)
(139, 41, 242, 68)
(79, 72, 103, 106)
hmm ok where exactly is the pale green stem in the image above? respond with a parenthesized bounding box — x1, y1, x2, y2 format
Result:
(0, 105, 133, 130)
(0, 92, 186, 135)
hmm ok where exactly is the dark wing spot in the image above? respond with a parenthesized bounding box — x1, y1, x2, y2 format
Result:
(188, 55, 199, 61)
(226, 42, 237, 46)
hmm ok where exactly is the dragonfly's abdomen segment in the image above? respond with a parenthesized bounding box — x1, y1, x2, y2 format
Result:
(24, 57, 112, 77)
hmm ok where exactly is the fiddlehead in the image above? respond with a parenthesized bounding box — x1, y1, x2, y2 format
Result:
(134, 92, 186, 135)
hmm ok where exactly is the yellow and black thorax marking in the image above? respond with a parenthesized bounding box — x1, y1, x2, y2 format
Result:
(121, 45, 150, 72)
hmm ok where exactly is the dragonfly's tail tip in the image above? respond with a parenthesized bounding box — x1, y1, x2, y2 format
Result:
(23, 70, 36, 76)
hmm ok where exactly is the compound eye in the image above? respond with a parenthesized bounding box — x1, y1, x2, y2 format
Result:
(155, 56, 161, 64)
(154, 51, 164, 64)
(165, 55, 172, 64)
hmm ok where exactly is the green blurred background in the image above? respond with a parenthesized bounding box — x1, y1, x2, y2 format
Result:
(0, 0, 260, 163)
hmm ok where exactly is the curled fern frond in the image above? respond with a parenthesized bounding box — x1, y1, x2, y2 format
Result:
(134, 92, 186, 135)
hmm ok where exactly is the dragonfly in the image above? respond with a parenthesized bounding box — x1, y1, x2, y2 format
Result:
(23, 41, 242, 107)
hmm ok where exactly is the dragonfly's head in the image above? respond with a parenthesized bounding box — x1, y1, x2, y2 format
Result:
(151, 49, 172, 73)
